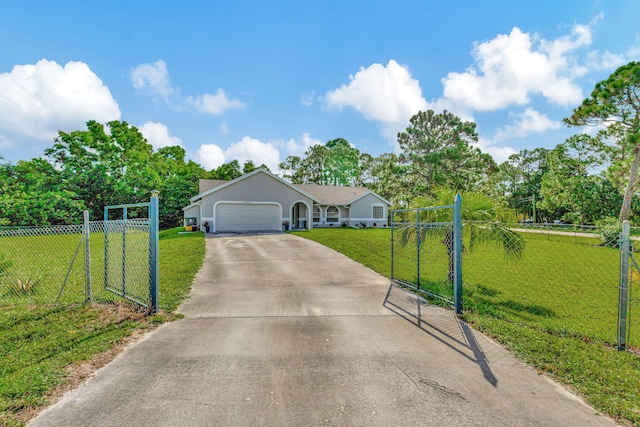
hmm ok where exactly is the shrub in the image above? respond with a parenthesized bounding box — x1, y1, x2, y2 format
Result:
(596, 216, 622, 248)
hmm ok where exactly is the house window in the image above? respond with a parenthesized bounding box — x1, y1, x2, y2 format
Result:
(326, 206, 339, 223)
(313, 206, 321, 223)
(372, 205, 384, 219)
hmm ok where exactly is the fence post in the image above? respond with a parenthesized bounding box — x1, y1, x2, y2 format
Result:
(618, 220, 631, 351)
(453, 193, 463, 314)
(390, 211, 395, 282)
(104, 206, 109, 292)
(83, 210, 92, 302)
(149, 190, 160, 313)
(416, 210, 421, 291)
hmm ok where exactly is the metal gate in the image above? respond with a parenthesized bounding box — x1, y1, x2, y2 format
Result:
(101, 191, 159, 312)
(390, 194, 463, 312)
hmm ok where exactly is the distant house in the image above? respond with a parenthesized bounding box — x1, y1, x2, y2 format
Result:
(183, 168, 391, 233)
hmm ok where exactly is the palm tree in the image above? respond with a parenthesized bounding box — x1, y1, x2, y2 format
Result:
(398, 187, 524, 285)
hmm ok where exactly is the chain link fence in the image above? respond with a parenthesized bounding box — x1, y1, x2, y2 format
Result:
(462, 221, 629, 348)
(0, 218, 157, 311)
(391, 200, 637, 351)
(390, 197, 462, 310)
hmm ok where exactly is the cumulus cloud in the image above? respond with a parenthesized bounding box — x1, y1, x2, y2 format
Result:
(138, 121, 183, 149)
(224, 136, 280, 171)
(285, 133, 322, 157)
(0, 59, 120, 156)
(473, 138, 518, 164)
(493, 108, 561, 142)
(131, 60, 175, 99)
(185, 89, 245, 115)
(194, 136, 281, 172)
(471, 109, 559, 164)
(587, 41, 640, 71)
(442, 25, 590, 111)
(195, 144, 226, 170)
(325, 60, 429, 124)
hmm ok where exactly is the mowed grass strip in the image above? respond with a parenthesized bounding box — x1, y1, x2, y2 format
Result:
(0, 227, 205, 426)
(292, 227, 640, 425)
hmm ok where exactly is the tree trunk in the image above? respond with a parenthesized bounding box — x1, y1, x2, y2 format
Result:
(619, 145, 640, 221)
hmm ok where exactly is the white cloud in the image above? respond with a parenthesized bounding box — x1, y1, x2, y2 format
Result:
(325, 59, 429, 124)
(285, 133, 322, 157)
(220, 122, 230, 135)
(493, 108, 561, 142)
(0, 59, 120, 155)
(130, 60, 175, 99)
(185, 89, 245, 115)
(194, 136, 281, 172)
(131, 60, 244, 116)
(473, 108, 559, 163)
(473, 138, 518, 164)
(224, 136, 280, 171)
(300, 91, 316, 107)
(587, 40, 640, 71)
(138, 121, 183, 149)
(441, 25, 590, 111)
(195, 144, 225, 170)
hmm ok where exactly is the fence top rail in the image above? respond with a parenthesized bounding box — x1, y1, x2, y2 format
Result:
(391, 205, 454, 214)
(104, 202, 151, 210)
(391, 221, 454, 227)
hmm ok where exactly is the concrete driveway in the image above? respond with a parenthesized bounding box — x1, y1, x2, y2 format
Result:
(30, 233, 616, 426)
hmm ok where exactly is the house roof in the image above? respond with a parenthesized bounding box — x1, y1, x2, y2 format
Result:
(294, 184, 370, 205)
(193, 169, 391, 206)
(192, 169, 320, 203)
(199, 179, 227, 194)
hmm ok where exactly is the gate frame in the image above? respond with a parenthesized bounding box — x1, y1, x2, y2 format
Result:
(102, 191, 160, 313)
(390, 194, 463, 313)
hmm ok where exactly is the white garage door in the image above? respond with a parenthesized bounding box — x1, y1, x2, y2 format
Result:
(215, 202, 281, 232)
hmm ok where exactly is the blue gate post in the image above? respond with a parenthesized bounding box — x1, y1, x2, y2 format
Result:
(103, 206, 109, 292)
(453, 193, 463, 314)
(149, 190, 160, 313)
(83, 210, 92, 302)
(416, 210, 421, 291)
(618, 220, 630, 350)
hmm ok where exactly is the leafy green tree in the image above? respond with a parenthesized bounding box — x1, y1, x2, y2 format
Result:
(494, 148, 550, 221)
(45, 120, 159, 220)
(207, 160, 242, 180)
(153, 146, 207, 228)
(323, 138, 362, 186)
(360, 152, 410, 205)
(565, 61, 640, 221)
(397, 110, 497, 196)
(538, 135, 614, 224)
(279, 139, 362, 186)
(299, 144, 330, 185)
(0, 158, 85, 225)
(279, 155, 304, 183)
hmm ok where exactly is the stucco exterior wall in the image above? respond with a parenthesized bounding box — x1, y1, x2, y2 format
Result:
(197, 172, 314, 227)
(351, 193, 387, 219)
(183, 205, 201, 224)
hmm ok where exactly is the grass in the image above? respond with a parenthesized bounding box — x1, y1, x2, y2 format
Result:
(0, 227, 205, 426)
(292, 227, 640, 425)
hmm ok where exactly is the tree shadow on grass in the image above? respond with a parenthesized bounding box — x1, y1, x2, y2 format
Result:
(469, 295, 557, 322)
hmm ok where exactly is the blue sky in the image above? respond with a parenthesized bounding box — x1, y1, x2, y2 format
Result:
(1, 1, 639, 171)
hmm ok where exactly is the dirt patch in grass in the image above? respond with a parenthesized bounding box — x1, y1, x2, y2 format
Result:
(15, 304, 178, 426)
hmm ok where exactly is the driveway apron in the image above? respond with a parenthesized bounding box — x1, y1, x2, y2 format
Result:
(29, 233, 616, 426)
